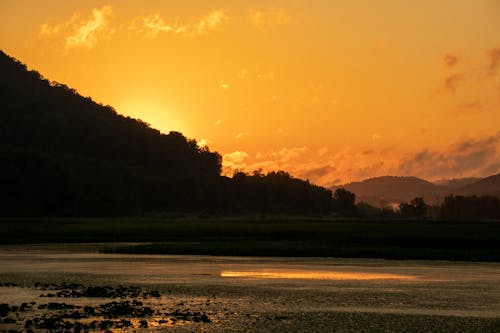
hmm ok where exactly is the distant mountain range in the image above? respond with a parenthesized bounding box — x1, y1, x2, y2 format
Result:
(331, 174, 500, 206)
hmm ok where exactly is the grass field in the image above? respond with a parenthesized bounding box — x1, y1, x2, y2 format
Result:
(1, 217, 499, 261)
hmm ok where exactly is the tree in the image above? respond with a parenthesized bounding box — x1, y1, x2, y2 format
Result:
(333, 188, 356, 216)
(411, 197, 427, 219)
(399, 197, 427, 219)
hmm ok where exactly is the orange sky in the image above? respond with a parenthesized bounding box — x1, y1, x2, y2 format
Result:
(1, 0, 499, 186)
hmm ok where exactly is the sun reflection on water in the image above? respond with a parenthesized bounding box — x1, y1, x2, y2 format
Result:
(220, 270, 417, 280)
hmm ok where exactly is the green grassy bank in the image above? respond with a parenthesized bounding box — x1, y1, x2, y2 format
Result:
(1, 217, 499, 261)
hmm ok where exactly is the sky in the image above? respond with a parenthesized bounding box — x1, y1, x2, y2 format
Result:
(1, 0, 499, 186)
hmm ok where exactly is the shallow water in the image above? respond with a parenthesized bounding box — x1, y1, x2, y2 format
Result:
(1, 244, 499, 332)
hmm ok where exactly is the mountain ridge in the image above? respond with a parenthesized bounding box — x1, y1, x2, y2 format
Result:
(331, 174, 500, 206)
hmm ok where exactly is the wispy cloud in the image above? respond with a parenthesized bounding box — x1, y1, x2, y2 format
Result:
(194, 9, 228, 35)
(219, 80, 230, 91)
(486, 47, 500, 77)
(398, 133, 500, 179)
(235, 132, 247, 139)
(221, 133, 500, 187)
(133, 14, 187, 38)
(257, 71, 275, 80)
(451, 100, 484, 117)
(198, 138, 209, 147)
(441, 73, 464, 94)
(248, 8, 290, 30)
(443, 53, 459, 67)
(40, 6, 114, 50)
(237, 69, 248, 80)
(222, 150, 249, 173)
(132, 9, 228, 38)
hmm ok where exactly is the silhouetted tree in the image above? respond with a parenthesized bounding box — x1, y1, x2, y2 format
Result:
(412, 197, 427, 219)
(399, 197, 427, 219)
(440, 195, 500, 220)
(333, 188, 356, 216)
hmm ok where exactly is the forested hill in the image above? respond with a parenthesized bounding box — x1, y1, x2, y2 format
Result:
(0, 51, 332, 216)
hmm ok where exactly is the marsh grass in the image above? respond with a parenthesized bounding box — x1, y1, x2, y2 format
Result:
(1, 217, 499, 261)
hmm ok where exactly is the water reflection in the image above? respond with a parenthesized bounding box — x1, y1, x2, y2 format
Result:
(221, 270, 417, 280)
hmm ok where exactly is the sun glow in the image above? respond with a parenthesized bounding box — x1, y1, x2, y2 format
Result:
(117, 99, 187, 135)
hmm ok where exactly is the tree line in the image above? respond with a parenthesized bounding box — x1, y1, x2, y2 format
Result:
(353, 194, 500, 220)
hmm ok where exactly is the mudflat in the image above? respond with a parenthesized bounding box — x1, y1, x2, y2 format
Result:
(1, 244, 499, 332)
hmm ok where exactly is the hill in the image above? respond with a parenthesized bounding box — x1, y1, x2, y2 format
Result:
(330, 176, 444, 206)
(457, 174, 500, 197)
(432, 177, 481, 188)
(0, 50, 332, 216)
(333, 174, 500, 207)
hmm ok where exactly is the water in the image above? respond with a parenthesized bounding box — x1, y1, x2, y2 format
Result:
(0, 244, 499, 332)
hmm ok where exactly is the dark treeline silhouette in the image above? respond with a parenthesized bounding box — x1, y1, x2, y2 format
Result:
(356, 195, 500, 220)
(223, 171, 332, 214)
(399, 197, 427, 219)
(0, 50, 335, 216)
(440, 195, 500, 220)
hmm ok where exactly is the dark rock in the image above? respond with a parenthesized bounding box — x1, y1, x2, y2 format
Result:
(99, 319, 114, 330)
(0, 303, 10, 316)
(83, 306, 95, 315)
(47, 303, 78, 310)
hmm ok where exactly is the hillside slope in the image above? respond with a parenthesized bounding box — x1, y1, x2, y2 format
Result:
(457, 174, 500, 197)
(0, 51, 333, 216)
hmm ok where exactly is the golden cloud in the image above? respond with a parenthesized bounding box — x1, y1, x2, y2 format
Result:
(40, 6, 114, 50)
(132, 9, 228, 38)
(248, 8, 290, 30)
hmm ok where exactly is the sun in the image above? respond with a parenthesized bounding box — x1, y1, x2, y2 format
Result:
(116, 98, 187, 135)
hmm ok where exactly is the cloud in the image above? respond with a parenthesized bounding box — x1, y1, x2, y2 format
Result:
(443, 53, 459, 67)
(219, 80, 230, 91)
(133, 9, 228, 38)
(223, 133, 500, 187)
(486, 47, 500, 76)
(317, 147, 328, 156)
(451, 100, 484, 117)
(235, 132, 247, 139)
(362, 149, 375, 155)
(40, 22, 63, 36)
(40, 6, 114, 50)
(237, 69, 248, 79)
(198, 138, 209, 147)
(248, 8, 290, 30)
(441, 73, 464, 94)
(66, 6, 114, 49)
(272, 146, 307, 162)
(302, 165, 337, 181)
(134, 14, 187, 38)
(194, 9, 228, 35)
(398, 133, 500, 179)
(222, 150, 249, 173)
(257, 71, 275, 80)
